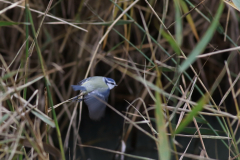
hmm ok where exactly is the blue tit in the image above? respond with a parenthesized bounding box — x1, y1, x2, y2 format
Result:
(71, 76, 117, 120)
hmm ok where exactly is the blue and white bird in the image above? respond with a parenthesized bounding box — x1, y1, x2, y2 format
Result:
(71, 76, 117, 120)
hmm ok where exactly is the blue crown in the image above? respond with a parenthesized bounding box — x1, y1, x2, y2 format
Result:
(105, 77, 115, 83)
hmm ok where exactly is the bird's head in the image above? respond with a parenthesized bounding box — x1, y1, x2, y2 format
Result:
(104, 77, 117, 90)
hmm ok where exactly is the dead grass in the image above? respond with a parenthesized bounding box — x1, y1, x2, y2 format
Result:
(0, 0, 240, 159)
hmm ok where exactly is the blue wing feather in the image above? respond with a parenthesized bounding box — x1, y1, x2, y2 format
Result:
(77, 77, 93, 85)
(71, 85, 86, 91)
(83, 89, 110, 120)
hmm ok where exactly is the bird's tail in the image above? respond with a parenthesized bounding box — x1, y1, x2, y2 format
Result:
(71, 85, 86, 91)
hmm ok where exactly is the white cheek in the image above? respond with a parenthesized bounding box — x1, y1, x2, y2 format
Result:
(107, 84, 115, 89)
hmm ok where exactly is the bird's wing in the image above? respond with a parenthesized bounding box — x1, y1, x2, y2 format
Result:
(77, 77, 93, 85)
(71, 85, 86, 91)
(84, 89, 110, 120)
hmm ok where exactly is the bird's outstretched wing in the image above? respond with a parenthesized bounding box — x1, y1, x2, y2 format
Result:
(84, 89, 110, 120)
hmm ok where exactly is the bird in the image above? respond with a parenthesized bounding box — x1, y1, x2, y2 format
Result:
(71, 76, 117, 120)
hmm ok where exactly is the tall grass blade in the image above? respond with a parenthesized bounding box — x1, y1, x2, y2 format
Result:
(155, 90, 171, 160)
(0, 21, 19, 26)
(178, 1, 224, 72)
(174, 0, 182, 46)
(175, 95, 208, 134)
(25, 5, 65, 160)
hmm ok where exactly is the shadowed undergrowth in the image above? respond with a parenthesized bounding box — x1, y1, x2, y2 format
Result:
(1, 0, 240, 160)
